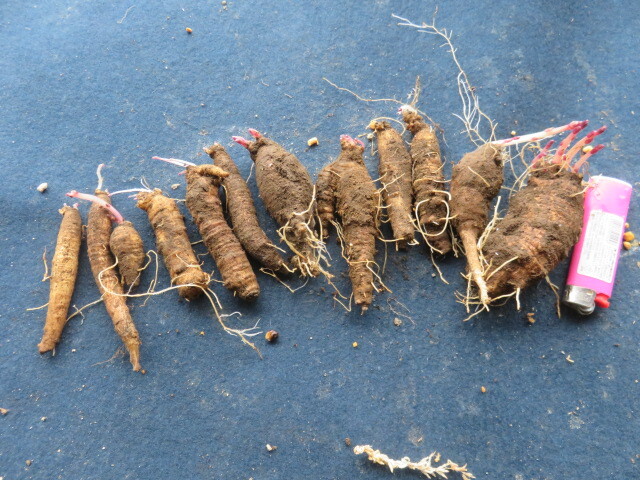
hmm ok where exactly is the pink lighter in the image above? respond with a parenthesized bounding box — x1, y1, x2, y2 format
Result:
(563, 176, 633, 314)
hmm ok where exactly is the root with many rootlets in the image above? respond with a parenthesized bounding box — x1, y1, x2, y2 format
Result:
(482, 123, 607, 301)
(316, 135, 381, 313)
(234, 129, 329, 278)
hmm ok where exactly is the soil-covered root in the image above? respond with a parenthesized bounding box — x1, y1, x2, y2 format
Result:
(109, 221, 145, 289)
(87, 190, 142, 371)
(482, 125, 606, 299)
(317, 135, 380, 312)
(38, 205, 82, 353)
(137, 189, 209, 300)
(67, 189, 145, 290)
(233, 129, 326, 277)
(185, 163, 261, 301)
(450, 143, 504, 305)
(401, 105, 452, 254)
(369, 120, 415, 249)
(204, 143, 289, 275)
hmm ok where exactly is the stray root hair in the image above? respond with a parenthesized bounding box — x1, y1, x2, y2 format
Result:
(354, 444, 475, 480)
(95, 252, 263, 357)
(393, 11, 496, 146)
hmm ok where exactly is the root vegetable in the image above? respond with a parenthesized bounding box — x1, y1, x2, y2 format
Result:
(84, 190, 142, 371)
(137, 189, 209, 300)
(109, 221, 145, 289)
(483, 126, 606, 298)
(369, 121, 414, 248)
(316, 135, 379, 312)
(38, 205, 82, 353)
(67, 191, 145, 289)
(184, 163, 261, 301)
(401, 105, 451, 254)
(233, 129, 322, 276)
(450, 143, 504, 304)
(203, 144, 289, 275)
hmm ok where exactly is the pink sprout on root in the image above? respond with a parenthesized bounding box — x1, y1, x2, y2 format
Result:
(247, 128, 262, 139)
(67, 190, 125, 224)
(232, 136, 251, 149)
(572, 144, 605, 172)
(152, 156, 195, 168)
(532, 140, 555, 166)
(491, 120, 588, 146)
(563, 126, 607, 164)
(552, 122, 589, 164)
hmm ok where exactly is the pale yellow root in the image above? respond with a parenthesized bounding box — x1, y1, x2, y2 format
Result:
(460, 230, 489, 306)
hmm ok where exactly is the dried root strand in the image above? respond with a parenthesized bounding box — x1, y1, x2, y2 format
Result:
(354, 444, 475, 480)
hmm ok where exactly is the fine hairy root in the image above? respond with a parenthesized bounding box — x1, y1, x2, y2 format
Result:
(184, 163, 261, 301)
(401, 105, 452, 254)
(482, 125, 606, 298)
(369, 120, 415, 249)
(38, 205, 82, 354)
(392, 12, 496, 145)
(137, 189, 210, 300)
(233, 129, 327, 277)
(354, 444, 475, 480)
(204, 143, 289, 275)
(450, 143, 504, 305)
(86, 190, 142, 371)
(316, 135, 380, 313)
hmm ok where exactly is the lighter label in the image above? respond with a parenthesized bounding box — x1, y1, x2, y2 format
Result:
(577, 210, 624, 283)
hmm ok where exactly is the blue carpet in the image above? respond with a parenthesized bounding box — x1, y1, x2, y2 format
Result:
(0, 1, 638, 479)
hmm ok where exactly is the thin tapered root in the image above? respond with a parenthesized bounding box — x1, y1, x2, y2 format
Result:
(460, 230, 489, 305)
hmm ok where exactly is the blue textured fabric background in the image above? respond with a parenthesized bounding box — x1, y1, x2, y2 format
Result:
(1, 1, 638, 479)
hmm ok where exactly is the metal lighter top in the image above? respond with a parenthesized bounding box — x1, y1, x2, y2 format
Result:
(563, 176, 632, 314)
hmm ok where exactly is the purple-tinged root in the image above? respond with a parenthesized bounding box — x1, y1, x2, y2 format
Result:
(67, 190, 125, 224)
